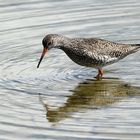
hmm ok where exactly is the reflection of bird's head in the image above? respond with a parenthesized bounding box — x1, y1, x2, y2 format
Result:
(46, 109, 68, 123)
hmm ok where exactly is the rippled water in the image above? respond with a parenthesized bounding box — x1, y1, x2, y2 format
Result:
(0, 0, 140, 140)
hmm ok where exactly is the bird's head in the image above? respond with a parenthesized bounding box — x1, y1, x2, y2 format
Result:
(37, 34, 66, 68)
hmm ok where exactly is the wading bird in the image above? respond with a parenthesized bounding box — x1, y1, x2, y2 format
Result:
(37, 34, 140, 78)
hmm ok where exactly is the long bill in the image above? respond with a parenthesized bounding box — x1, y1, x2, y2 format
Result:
(37, 48, 48, 68)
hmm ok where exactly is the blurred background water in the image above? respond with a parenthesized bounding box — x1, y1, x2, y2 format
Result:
(0, 0, 140, 140)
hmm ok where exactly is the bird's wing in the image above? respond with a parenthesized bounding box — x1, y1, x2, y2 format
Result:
(77, 38, 140, 64)
(83, 49, 118, 64)
(78, 38, 123, 63)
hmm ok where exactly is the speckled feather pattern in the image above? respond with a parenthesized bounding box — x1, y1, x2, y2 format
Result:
(43, 34, 140, 69)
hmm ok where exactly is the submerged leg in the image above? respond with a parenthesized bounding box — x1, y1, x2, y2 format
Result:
(96, 68, 104, 79)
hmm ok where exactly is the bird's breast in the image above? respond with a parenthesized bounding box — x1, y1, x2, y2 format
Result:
(62, 48, 106, 68)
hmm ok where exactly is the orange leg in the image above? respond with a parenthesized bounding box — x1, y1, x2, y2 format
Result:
(96, 68, 104, 79)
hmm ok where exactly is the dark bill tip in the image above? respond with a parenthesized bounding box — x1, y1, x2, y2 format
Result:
(37, 48, 48, 68)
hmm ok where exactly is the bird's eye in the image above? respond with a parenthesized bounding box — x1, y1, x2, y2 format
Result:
(47, 42, 51, 46)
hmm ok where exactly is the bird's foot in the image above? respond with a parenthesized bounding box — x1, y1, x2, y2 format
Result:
(95, 75, 102, 80)
(95, 69, 104, 80)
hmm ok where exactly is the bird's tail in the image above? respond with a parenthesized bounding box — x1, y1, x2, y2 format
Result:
(132, 44, 140, 47)
(130, 44, 140, 53)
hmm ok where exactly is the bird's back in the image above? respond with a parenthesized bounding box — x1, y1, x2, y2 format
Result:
(61, 37, 140, 68)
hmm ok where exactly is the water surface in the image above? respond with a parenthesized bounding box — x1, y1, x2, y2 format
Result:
(0, 0, 140, 140)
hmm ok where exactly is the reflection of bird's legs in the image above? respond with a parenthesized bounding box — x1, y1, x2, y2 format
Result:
(96, 68, 104, 79)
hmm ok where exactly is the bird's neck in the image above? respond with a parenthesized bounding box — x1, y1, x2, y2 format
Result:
(58, 37, 71, 50)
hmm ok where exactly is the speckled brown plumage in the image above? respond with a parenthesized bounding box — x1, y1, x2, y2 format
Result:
(37, 34, 140, 78)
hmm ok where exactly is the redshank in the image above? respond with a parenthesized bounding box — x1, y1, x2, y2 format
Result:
(37, 34, 140, 78)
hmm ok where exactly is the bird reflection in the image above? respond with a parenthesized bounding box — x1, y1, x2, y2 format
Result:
(39, 79, 140, 123)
